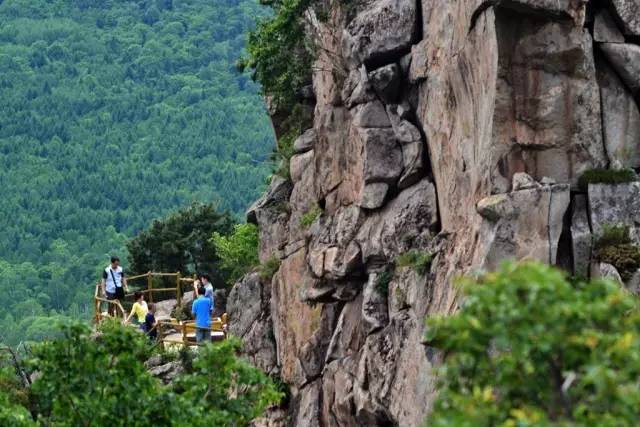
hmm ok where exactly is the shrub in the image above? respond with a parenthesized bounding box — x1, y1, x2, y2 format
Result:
(211, 223, 260, 287)
(395, 250, 433, 275)
(8, 321, 282, 426)
(578, 168, 636, 188)
(596, 244, 640, 281)
(594, 224, 632, 250)
(239, 0, 314, 112)
(593, 224, 640, 281)
(259, 256, 281, 281)
(300, 205, 321, 228)
(375, 270, 393, 297)
(426, 262, 640, 426)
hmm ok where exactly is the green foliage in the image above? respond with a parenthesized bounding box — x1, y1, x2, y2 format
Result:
(593, 224, 640, 281)
(241, 0, 314, 111)
(30, 320, 164, 425)
(259, 256, 281, 282)
(375, 270, 393, 297)
(300, 204, 322, 229)
(395, 250, 433, 275)
(0, 352, 34, 427)
(0, 0, 275, 346)
(174, 338, 283, 426)
(596, 244, 640, 281)
(594, 224, 632, 250)
(5, 321, 281, 426)
(212, 223, 260, 287)
(578, 168, 637, 188)
(426, 262, 640, 427)
(127, 202, 234, 285)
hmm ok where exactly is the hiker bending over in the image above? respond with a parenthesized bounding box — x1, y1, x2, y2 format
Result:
(143, 303, 158, 341)
(125, 291, 148, 325)
(192, 286, 211, 344)
(101, 256, 129, 316)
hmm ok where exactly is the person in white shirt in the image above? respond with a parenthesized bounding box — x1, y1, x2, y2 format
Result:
(100, 256, 129, 316)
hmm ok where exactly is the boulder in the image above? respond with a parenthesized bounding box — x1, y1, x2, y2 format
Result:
(588, 181, 640, 244)
(351, 101, 391, 128)
(361, 272, 390, 334)
(246, 176, 292, 262)
(149, 361, 183, 385)
(593, 9, 625, 43)
(491, 17, 606, 188)
(360, 182, 389, 209)
(342, 0, 417, 68)
(325, 294, 365, 363)
(290, 150, 314, 183)
(356, 127, 403, 184)
(512, 172, 540, 191)
(628, 270, 640, 295)
(271, 248, 323, 383)
(292, 380, 322, 427)
(596, 59, 640, 169)
(293, 128, 316, 154)
(294, 303, 341, 387)
(590, 262, 623, 284)
(496, 0, 587, 22)
(478, 184, 571, 269)
(227, 273, 278, 374)
(341, 66, 376, 108)
(356, 179, 438, 265)
(387, 105, 425, 189)
(571, 195, 592, 278)
(321, 358, 360, 427)
(368, 63, 402, 104)
(611, 0, 640, 36)
(599, 43, 640, 95)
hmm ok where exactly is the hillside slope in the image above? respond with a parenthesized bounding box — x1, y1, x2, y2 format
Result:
(0, 0, 274, 346)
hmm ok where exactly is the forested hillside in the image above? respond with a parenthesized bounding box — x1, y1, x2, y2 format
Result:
(0, 0, 274, 346)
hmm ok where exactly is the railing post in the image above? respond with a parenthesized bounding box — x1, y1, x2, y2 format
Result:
(147, 271, 153, 303)
(176, 272, 181, 307)
(182, 323, 187, 347)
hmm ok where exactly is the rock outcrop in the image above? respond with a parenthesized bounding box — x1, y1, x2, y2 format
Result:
(228, 0, 640, 425)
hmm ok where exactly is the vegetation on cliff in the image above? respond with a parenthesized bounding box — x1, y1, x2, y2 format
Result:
(426, 262, 640, 426)
(0, 0, 275, 346)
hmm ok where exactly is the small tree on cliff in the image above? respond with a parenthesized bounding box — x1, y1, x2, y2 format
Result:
(425, 262, 640, 426)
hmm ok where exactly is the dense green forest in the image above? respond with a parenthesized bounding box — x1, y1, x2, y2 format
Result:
(0, 0, 275, 346)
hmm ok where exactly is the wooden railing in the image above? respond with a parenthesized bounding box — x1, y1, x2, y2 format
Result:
(93, 271, 227, 347)
(93, 271, 195, 323)
(157, 316, 226, 347)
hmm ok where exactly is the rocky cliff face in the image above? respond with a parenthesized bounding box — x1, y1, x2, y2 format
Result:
(229, 1, 640, 425)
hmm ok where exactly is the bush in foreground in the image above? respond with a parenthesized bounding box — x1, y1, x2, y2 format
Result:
(426, 262, 640, 426)
(2, 321, 281, 426)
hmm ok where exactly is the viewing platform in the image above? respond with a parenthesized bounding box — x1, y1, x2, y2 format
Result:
(93, 271, 227, 347)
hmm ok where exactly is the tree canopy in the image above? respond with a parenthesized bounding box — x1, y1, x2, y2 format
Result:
(426, 262, 640, 426)
(1, 321, 282, 426)
(0, 0, 275, 346)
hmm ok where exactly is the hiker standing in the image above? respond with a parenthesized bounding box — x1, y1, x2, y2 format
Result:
(101, 256, 129, 316)
(191, 286, 211, 344)
(200, 274, 215, 312)
(143, 303, 158, 341)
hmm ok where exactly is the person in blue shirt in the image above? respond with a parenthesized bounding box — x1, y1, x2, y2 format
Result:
(191, 286, 211, 343)
(201, 274, 215, 312)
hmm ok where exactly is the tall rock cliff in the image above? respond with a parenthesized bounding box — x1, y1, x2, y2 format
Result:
(229, 1, 640, 425)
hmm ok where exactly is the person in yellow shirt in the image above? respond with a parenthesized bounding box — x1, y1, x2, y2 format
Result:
(125, 291, 148, 326)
